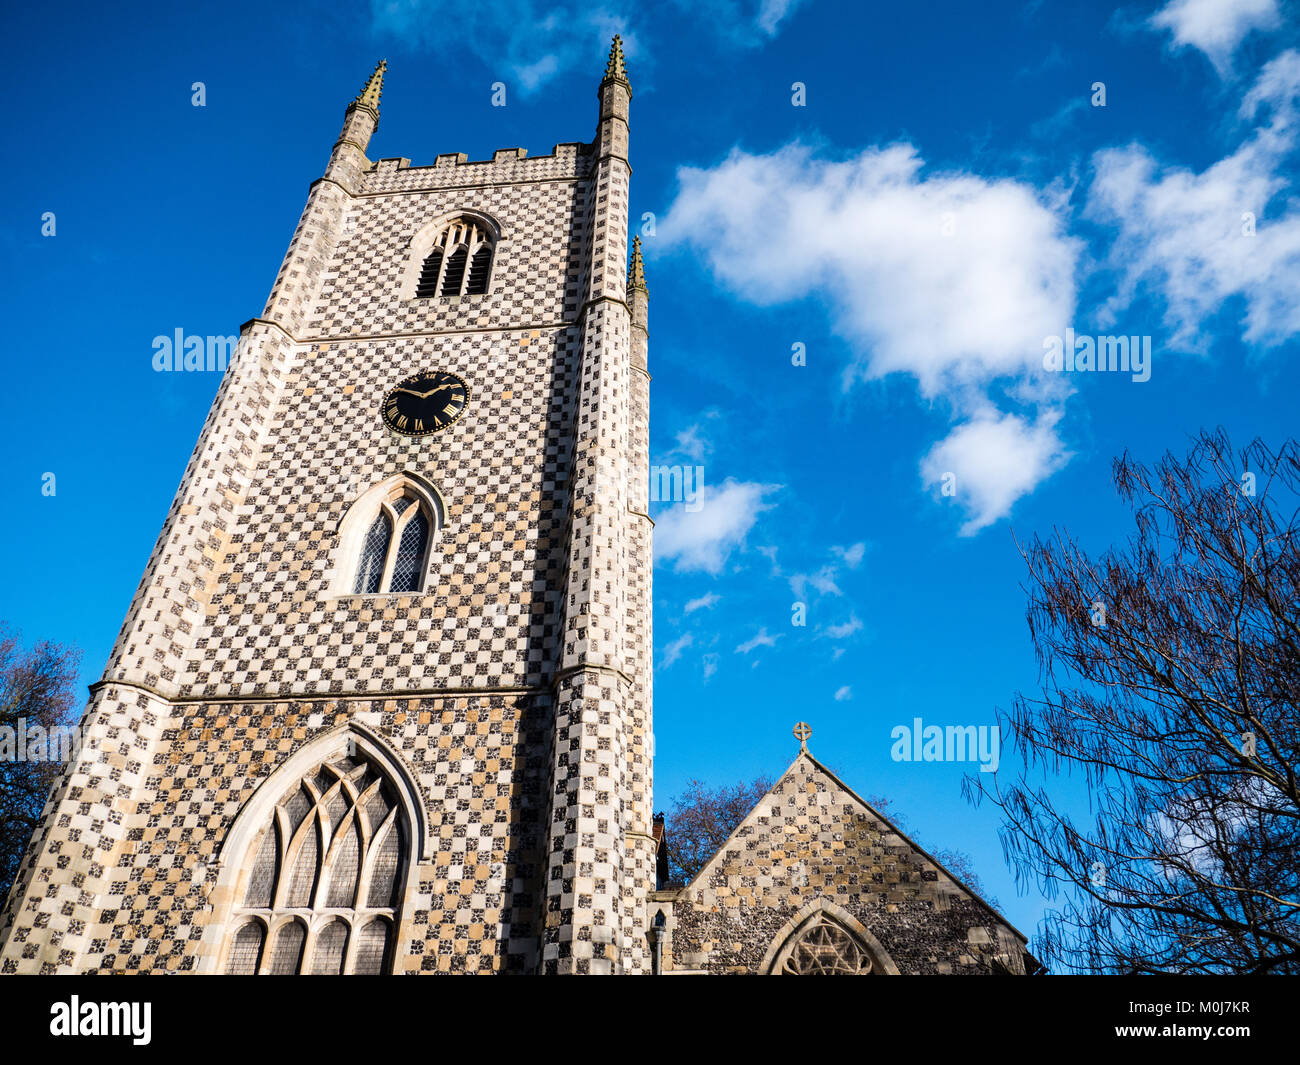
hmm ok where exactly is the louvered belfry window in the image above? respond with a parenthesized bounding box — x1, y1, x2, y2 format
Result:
(351, 489, 431, 595)
(224, 753, 405, 975)
(414, 247, 443, 298)
(413, 217, 494, 298)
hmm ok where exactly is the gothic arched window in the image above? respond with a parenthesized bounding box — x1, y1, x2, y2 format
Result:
(765, 909, 890, 975)
(410, 216, 495, 299)
(353, 511, 392, 593)
(348, 488, 433, 595)
(222, 752, 406, 975)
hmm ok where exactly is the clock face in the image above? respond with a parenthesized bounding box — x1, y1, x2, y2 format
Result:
(380, 370, 469, 436)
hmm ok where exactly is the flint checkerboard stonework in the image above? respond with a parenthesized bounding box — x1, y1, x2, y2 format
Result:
(654, 753, 1031, 975)
(1, 42, 1030, 976)
(0, 44, 655, 975)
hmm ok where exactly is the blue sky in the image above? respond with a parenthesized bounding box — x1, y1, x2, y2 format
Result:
(2, 0, 1299, 942)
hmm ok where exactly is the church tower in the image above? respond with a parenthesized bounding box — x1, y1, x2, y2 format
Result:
(0, 38, 655, 975)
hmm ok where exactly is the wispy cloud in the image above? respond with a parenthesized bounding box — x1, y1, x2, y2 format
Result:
(1147, 0, 1281, 75)
(823, 615, 863, 640)
(832, 542, 868, 568)
(735, 627, 781, 654)
(370, 1, 636, 93)
(674, 423, 713, 461)
(1087, 49, 1300, 351)
(655, 478, 779, 574)
(370, 0, 806, 94)
(789, 565, 842, 599)
(661, 631, 694, 667)
(834, 685, 852, 701)
(684, 592, 721, 613)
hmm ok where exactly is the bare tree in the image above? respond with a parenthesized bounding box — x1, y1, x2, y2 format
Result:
(968, 429, 1300, 974)
(0, 627, 81, 900)
(665, 776, 773, 884)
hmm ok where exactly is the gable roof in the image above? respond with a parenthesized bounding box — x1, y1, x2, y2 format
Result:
(682, 749, 1029, 945)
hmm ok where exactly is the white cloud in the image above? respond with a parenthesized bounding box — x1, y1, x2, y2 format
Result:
(823, 615, 863, 640)
(834, 685, 852, 701)
(370, 1, 637, 93)
(1148, 0, 1281, 74)
(684, 592, 721, 613)
(660, 142, 1079, 399)
(371, 0, 803, 94)
(659, 141, 1079, 532)
(1087, 50, 1300, 351)
(789, 565, 842, 599)
(832, 542, 867, 568)
(674, 423, 712, 461)
(655, 478, 779, 573)
(755, 0, 806, 36)
(702, 653, 719, 681)
(736, 627, 781, 654)
(671, 0, 809, 44)
(660, 632, 693, 667)
(920, 410, 1071, 535)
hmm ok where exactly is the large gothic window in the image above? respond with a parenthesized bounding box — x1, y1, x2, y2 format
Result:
(349, 488, 433, 595)
(413, 216, 495, 298)
(223, 752, 406, 975)
(769, 911, 877, 975)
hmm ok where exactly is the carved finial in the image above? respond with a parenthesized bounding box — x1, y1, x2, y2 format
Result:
(354, 59, 387, 116)
(794, 721, 811, 753)
(604, 34, 630, 89)
(628, 236, 647, 294)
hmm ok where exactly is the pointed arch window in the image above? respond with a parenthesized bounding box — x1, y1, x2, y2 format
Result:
(411, 216, 495, 299)
(779, 915, 873, 974)
(222, 752, 406, 975)
(353, 511, 392, 594)
(762, 906, 897, 975)
(346, 485, 434, 595)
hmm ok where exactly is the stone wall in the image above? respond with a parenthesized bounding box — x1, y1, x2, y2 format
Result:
(658, 753, 1030, 975)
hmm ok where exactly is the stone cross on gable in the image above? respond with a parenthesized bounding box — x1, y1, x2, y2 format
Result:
(793, 721, 811, 752)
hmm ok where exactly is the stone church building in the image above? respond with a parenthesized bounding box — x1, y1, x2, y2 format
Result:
(0, 40, 1033, 975)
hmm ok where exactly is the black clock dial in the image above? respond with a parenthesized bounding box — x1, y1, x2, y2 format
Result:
(381, 370, 469, 436)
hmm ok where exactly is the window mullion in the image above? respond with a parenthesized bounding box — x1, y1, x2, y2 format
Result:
(377, 503, 400, 592)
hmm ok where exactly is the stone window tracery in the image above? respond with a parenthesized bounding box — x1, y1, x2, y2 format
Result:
(771, 912, 877, 975)
(222, 753, 405, 975)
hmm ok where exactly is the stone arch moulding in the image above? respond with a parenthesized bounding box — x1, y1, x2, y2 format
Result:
(194, 722, 430, 974)
(329, 471, 447, 597)
(401, 209, 504, 299)
(758, 898, 902, 976)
